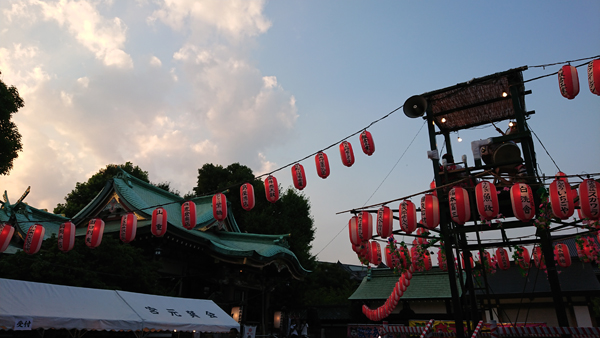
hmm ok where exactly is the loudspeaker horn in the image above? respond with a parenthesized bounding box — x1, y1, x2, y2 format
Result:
(403, 95, 428, 118)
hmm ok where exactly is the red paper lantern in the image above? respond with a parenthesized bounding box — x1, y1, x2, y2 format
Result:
(181, 201, 197, 230)
(359, 130, 375, 156)
(449, 187, 471, 225)
(240, 183, 255, 211)
(398, 245, 411, 269)
(24, 224, 45, 255)
(58, 221, 75, 252)
(479, 251, 494, 268)
(510, 183, 535, 222)
(461, 252, 474, 269)
(430, 180, 437, 197)
(85, 219, 104, 248)
(558, 65, 580, 99)
(438, 249, 447, 272)
(423, 251, 432, 271)
(416, 228, 429, 245)
(0, 224, 14, 253)
(212, 193, 227, 221)
(385, 245, 400, 268)
(549, 178, 575, 219)
(496, 247, 510, 270)
(339, 141, 355, 167)
(151, 207, 168, 237)
(264, 175, 279, 203)
(369, 241, 382, 266)
(314, 152, 330, 179)
(420, 194, 440, 230)
(291, 163, 307, 190)
(533, 247, 546, 269)
(588, 59, 600, 95)
(120, 213, 137, 243)
(579, 179, 600, 220)
(348, 216, 361, 246)
(516, 246, 530, 269)
(399, 200, 417, 234)
(376, 206, 394, 238)
(554, 243, 571, 268)
(475, 181, 499, 220)
(357, 211, 373, 242)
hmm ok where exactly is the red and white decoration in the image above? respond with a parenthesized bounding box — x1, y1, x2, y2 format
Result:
(357, 211, 373, 241)
(24, 224, 45, 255)
(385, 245, 400, 268)
(182, 201, 197, 230)
(588, 59, 600, 96)
(579, 179, 600, 220)
(240, 183, 255, 211)
(369, 241, 382, 265)
(359, 130, 375, 156)
(549, 178, 574, 219)
(58, 221, 75, 252)
(348, 216, 361, 246)
(339, 141, 355, 167)
(516, 246, 531, 269)
(399, 200, 417, 234)
(510, 183, 535, 222)
(533, 246, 546, 269)
(151, 207, 168, 237)
(558, 64, 580, 99)
(475, 181, 499, 220)
(420, 194, 440, 230)
(120, 213, 137, 243)
(376, 206, 394, 238)
(291, 163, 307, 190)
(554, 243, 571, 268)
(438, 248, 447, 271)
(0, 224, 14, 253)
(314, 152, 330, 179)
(496, 247, 510, 270)
(85, 219, 104, 249)
(449, 187, 471, 225)
(212, 193, 227, 222)
(264, 175, 279, 203)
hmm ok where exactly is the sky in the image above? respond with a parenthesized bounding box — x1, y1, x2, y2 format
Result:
(1, 0, 599, 265)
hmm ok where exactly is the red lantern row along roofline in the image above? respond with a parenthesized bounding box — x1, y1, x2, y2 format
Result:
(558, 60, 600, 99)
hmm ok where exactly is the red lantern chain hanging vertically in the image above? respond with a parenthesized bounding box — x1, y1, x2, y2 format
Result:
(421, 194, 440, 230)
(376, 206, 393, 238)
(181, 201, 197, 230)
(240, 183, 255, 211)
(339, 141, 355, 167)
(588, 59, 600, 96)
(85, 219, 104, 249)
(510, 183, 535, 222)
(24, 224, 45, 255)
(212, 193, 227, 222)
(475, 181, 499, 220)
(359, 130, 375, 156)
(558, 64, 580, 99)
(120, 213, 137, 243)
(58, 221, 75, 252)
(151, 207, 168, 237)
(314, 152, 330, 179)
(449, 187, 471, 225)
(264, 175, 279, 203)
(291, 163, 307, 190)
(0, 223, 14, 253)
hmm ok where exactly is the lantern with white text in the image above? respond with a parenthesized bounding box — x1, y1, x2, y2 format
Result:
(357, 211, 373, 241)
(182, 201, 197, 230)
(399, 200, 417, 234)
(579, 179, 600, 220)
(376, 206, 393, 238)
(240, 183, 255, 211)
(58, 221, 75, 252)
(24, 224, 45, 255)
(533, 247, 545, 269)
(588, 59, 600, 95)
(0, 224, 14, 253)
(85, 219, 104, 248)
(516, 246, 530, 269)
(449, 187, 471, 224)
(421, 194, 440, 229)
(438, 248, 447, 271)
(558, 65, 580, 99)
(549, 178, 574, 219)
(314, 152, 330, 179)
(212, 193, 227, 222)
(359, 130, 375, 156)
(348, 216, 361, 246)
(291, 163, 307, 190)
(475, 181, 499, 220)
(510, 183, 535, 222)
(264, 175, 279, 203)
(554, 243, 571, 268)
(339, 141, 355, 167)
(369, 241, 382, 266)
(120, 213, 137, 243)
(151, 207, 168, 237)
(496, 247, 510, 270)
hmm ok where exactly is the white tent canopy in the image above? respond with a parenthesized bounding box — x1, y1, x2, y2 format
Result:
(0, 278, 239, 333)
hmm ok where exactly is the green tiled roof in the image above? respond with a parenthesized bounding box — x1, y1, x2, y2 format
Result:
(0, 200, 67, 241)
(348, 268, 461, 300)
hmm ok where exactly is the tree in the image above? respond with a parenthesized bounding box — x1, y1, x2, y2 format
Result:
(193, 163, 316, 268)
(54, 162, 179, 218)
(0, 72, 24, 176)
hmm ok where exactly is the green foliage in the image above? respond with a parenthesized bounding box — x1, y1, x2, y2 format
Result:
(193, 163, 316, 268)
(54, 162, 150, 217)
(0, 234, 164, 294)
(0, 74, 24, 176)
(299, 262, 358, 306)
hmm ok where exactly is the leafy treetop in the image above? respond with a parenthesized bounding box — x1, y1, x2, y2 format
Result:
(0, 73, 24, 176)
